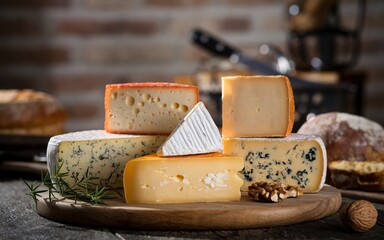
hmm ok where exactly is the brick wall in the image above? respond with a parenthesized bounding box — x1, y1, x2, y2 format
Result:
(0, 0, 383, 132)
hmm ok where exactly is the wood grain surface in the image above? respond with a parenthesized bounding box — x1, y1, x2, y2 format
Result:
(36, 185, 341, 230)
(2, 176, 384, 240)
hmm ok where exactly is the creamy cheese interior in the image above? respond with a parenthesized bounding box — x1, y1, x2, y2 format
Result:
(107, 88, 197, 134)
(222, 75, 293, 137)
(123, 153, 244, 204)
(223, 134, 327, 193)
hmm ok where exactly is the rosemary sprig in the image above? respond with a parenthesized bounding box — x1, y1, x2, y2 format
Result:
(23, 162, 117, 208)
(23, 179, 46, 209)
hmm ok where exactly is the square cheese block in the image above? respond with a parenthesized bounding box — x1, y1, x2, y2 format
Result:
(157, 102, 223, 157)
(123, 153, 244, 204)
(47, 130, 167, 189)
(222, 75, 294, 137)
(105, 82, 199, 134)
(223, 134, 327, 193)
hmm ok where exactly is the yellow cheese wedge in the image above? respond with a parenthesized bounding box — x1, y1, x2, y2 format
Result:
(223, 134, 327, 193)
(123, 153, 244, 204)
(222, 75, 295, 138)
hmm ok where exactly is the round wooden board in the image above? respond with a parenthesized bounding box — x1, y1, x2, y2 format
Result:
(37, 185, 341, 230)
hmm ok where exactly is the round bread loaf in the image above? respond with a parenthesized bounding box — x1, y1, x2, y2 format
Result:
(0, 89, 66, 135)
(297, 112, 384, 191)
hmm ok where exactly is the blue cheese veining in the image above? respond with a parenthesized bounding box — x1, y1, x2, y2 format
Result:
(47, 130, 167, 189)
(223, 133, 327, 193)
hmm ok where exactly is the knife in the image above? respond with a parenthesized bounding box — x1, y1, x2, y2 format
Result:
(191, 28, 281, 76)
(190, 28, 354, 90)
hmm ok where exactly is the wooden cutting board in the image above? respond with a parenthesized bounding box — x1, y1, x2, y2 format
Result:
(37, 185, 341, 230)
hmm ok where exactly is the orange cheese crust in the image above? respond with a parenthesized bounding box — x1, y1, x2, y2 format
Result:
(105, 82, 199, 89)
(104, 82, 199, 134)
(285, 76, 295, 136)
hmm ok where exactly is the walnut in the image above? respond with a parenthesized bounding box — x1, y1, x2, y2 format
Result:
(339, 200, 378, 232)
(248, 181, 303, 203)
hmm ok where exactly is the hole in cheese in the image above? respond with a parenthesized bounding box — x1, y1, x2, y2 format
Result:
(132, 108, 140, 114)
(180, 105, 189, 112)
(143, 93, 151, 101)
(111, 92, 118, 100)
(125, 96, 135, 106)
(175, 175, 184, 182)
(172, 103, 179, 109)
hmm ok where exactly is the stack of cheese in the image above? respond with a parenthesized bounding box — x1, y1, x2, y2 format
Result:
(47, 77, 327, 206)
(221, 76, 327, 193)
(47, 82, 243, 204)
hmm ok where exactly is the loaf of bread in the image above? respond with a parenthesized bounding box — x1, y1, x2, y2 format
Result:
(0, 89, 66, 135)
(298, 112, 384, 191)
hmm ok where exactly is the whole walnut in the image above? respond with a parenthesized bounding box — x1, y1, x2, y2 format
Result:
(339, 200, 378, 232)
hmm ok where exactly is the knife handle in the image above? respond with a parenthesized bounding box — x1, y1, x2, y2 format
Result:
(191, 28, 241, 58)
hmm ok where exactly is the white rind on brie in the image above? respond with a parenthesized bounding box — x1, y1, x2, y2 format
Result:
(157, 102, 223, 156)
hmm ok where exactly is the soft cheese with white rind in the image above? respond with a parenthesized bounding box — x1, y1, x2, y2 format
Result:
(157, 102, 223, 157)
(47, 130, 166, 189)
(223, 133, 327, 193)
(123, 153, 244, 204)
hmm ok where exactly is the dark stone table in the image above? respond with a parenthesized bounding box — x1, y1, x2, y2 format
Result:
(1, 170, 383, 240)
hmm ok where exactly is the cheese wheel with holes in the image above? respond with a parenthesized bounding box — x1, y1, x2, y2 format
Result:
(222, 75, 294, 138)
(105, 82, 199, 134)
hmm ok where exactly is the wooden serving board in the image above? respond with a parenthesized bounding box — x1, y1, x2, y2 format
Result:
(37, 185, 341, 230)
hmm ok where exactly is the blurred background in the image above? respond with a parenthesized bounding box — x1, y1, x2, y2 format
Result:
(0, 0, 383, 132)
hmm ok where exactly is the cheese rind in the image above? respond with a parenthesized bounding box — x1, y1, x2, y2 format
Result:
(222, 75, 294, 138)
(157, 102, 223, 156)
(47, 130, 166, 189)
(123, 153, 244, 204)
(223, 134, 327, 193)
(104, 82, 199, 134)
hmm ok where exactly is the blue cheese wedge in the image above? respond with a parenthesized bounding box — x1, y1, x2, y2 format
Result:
(157, 102, 223, 156)
(223, 134, 327, 193)
(47, 130, 167, 189)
